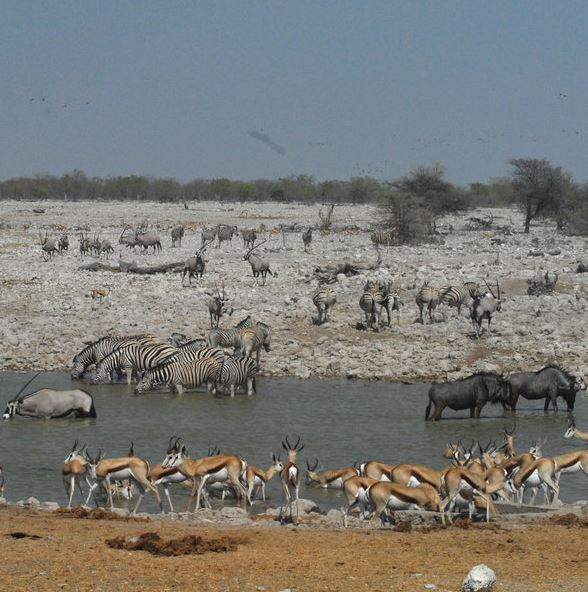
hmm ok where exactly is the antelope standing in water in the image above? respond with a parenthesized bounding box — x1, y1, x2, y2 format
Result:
(564, 418, 588, 441)
(245, 454, 283, 504)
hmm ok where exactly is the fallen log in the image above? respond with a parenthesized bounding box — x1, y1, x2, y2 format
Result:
(79, 260, 185, 274)
(313, 260, 381, 284)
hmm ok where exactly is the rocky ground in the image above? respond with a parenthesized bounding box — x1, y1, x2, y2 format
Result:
(1, 502, 588, 591)
(0, 199, 587, 382)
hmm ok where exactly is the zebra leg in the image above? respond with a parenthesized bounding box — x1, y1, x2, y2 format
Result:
(230, 383, 235, 397)
(176, 384, 183, 396)
(247, 377, 254, 396)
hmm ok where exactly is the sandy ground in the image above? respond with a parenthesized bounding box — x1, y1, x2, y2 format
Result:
(1, 505, 587, 592)
(0, 199, 587, 382)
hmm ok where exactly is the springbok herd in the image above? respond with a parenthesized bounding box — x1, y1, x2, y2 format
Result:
(50, 423, 588, 525)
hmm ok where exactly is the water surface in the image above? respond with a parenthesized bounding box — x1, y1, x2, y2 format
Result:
(1, 373, 586, 513)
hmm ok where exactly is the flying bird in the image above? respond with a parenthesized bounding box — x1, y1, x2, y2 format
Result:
(248, 130, 286, 155)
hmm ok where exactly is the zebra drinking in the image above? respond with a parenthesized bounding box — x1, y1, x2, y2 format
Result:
(134, 356, 224, 395)
(216, 353, 258, 396)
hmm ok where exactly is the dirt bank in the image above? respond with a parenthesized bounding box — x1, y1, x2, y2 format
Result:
(1, 200, 587, 382)
(1, 505, 587, 592)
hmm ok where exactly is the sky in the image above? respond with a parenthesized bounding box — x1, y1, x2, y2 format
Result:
(1, 1, 587, 185)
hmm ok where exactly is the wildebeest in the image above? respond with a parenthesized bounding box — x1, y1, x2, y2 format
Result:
(425, 372, 510, 421)
(506, 364, 585, 412)
(3, 388, 97, 419)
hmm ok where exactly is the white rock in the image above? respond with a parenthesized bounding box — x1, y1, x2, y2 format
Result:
(462, 564, 496, 592)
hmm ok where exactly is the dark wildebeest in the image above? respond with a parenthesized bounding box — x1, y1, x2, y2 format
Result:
(425, 372, 510, 421)
(506, 364, 586, 413)
(3, 388, 97, 419)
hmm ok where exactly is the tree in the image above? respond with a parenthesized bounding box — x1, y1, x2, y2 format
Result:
(509, 159, 571, 233)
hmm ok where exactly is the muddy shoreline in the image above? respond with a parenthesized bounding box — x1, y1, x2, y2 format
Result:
(1, 200, 587, 383)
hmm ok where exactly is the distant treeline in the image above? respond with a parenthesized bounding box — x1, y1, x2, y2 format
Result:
(0, 168, 515, 207)
(0, 161, 586, 236)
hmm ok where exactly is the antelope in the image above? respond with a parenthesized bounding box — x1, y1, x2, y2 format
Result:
(62, 440, 92, 508)
(359, 460, 396, 481)
(440, 462, 502, 522)
(182, 240, 212, 285)
(367, 481, 445, 526)
(243, 240, 277, 286)
(100, 239, 114, 258)
(149, 437, 190, 512)
(498, 439, 544, 478)
(551, 449, 588, 485)
(341, 476, 378, 527)
(245, 454, 283, 504)
(164, 446, 248, 512)
(205, 282, 233, 328)
(564, 418, 588, 441)
(279, 435, 304, 523)
(39, 231, 58, 260)
(470, 280, 502, 338)
(90, 287, 110, 302)
(305, 459, 359, 489)
(85, 448, 162, 513)
(302, 227, 312, 252)
(58, 234, 69, 254)
(79, 233, 92, 256)
(505, 457, 559, 505)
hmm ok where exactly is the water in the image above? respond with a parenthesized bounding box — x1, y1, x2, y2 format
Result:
(1, 373, 586, 513)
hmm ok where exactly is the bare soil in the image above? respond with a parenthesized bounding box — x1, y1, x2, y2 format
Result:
(1, 506, 587, 592)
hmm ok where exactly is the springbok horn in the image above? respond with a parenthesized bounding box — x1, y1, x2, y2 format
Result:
(72, 439, 79, 452)
(285, 435, 292, 449)
(293, 435, 301, 450)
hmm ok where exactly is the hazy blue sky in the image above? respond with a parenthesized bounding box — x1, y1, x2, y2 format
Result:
(1, 1, 587, 184)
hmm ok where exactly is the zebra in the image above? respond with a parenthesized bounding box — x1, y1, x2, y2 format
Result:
(416, 282, 447, 324)
(134, 356, 224, 395)
(371, 230, 393, 250)
(216, 353, 258, 397)
(313, 286, 336, 324)
(93, 341, 177, 385)
(206, 316, 255, 349)
(439, 282, 480, 316)
(71, 334, 158, 379)
(302, 227, 312, 253)
(238, 322, 271, 364)
(359, 280, 392, 329)
(216, 225, 238, 248)
(164, 344, 226, 366)
(171, 225, 185, 247)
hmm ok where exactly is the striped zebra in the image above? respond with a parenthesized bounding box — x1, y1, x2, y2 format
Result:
(93, 341, 177, 385)
(359, 280, 392, 329)
(216, 354, 258, 396)
(164, 344, 226, 366)
(238, 322, 271, 364)
(134, 356, 224, 395)
(416, 282, 447, 324)
(206, 316, 255, 349)
(440, 282, 480, 315)
(71, 334, 158, 379)
(313, 286, 336, 324)
(370, 230, 393, 250)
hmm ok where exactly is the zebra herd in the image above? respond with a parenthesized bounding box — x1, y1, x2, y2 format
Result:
(71, 316, 271, 397)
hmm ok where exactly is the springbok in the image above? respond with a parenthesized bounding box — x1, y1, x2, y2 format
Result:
(358, 460, 396, 481)
(245, 454, 283, 504)
(85, 448, 162, 513)
(279, 435, 304, 523)
(564, 418, 588, 441)
(551, 449, 588, 485)
(505, 457, 559, 505)
(367, 481, 445, 526)
(305, 459, 359, 489)
(341, 476, 378, 527)
(164, 446, 248, 511)
(62, 440, 92, 508)
(148, 437, 190, 513)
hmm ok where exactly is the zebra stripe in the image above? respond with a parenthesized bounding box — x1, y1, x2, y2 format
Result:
(94, 341, 177, 383)
(416, 284, 446, 323)
(238, 322, 271, 364)
(313, 287, 336, 324)
(370, 230, 393, 247)
(71, 334, 158, 378)
(135, 356, 223, 395)
(360, 280, 391, 328)
(164, 345, 225, 366)
(217, 354, 258, 396)
(440, 282, 480, 314)
(206, 316, 255, 348)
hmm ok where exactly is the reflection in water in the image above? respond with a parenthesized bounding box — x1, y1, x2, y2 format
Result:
(1, 372, 586, 513)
